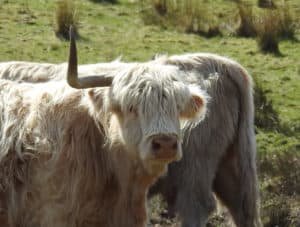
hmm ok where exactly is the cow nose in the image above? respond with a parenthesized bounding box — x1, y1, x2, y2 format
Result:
(151, 134, 178, 161)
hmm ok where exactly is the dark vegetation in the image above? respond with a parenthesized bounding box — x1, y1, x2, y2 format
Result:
(141, 0, 298, 54)
(258, 0, 276, 9)
(55, 0, 79, 40)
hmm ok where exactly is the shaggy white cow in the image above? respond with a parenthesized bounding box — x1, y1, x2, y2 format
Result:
(0, 29, 208, 227)
(0, 35, 260, 227)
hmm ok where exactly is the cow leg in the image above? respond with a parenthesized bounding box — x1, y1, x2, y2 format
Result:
(167, 154, 219, 227)
(161, 185, 177, 219)
(0, 192, 8, 227)
(177, 190, 216, 227)
(213, 147, 259, 227)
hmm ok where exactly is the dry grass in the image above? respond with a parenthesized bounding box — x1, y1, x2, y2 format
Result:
(235, 1, 297, 53)
(55, 0, 79, 40)
(152, 0, 167, 15)
(141, 0, 298, 52)
(236, 2, 257, 37)
(255, 9, 281, 54)
(141, 0, 222, 37)
(278, 2, 297, 40)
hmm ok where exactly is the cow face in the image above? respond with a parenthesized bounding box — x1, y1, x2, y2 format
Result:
(66, 27, 207, 174)
(108, 64, 207, 174)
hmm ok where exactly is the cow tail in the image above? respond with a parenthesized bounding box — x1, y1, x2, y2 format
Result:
(227, 63, 262, 227)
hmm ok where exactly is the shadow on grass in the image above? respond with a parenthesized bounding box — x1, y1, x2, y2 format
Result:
(56, 30, 91, 43)
(253, 80, 297, 135)
(254, 82, 280, 130)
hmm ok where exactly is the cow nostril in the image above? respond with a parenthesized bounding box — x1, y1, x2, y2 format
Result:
(152, 141, 161, 150)
(172, 142, 178, 150)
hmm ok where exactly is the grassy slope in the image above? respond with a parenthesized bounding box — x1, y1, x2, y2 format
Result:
(0, 0, 299, 226)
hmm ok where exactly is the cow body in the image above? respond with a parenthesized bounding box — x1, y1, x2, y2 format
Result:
(150, 53, 261, 227)
(0, 80, 141, 227)
(0, 61, 129, 83)
(0, 54, 207, 226)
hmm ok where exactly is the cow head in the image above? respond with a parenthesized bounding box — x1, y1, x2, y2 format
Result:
(66, 27, 208, 174)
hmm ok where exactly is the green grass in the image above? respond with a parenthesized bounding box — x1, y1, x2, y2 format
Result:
(0, 0, 299, 225)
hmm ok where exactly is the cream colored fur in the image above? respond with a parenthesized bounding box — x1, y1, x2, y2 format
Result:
(0, 61, 207, 227)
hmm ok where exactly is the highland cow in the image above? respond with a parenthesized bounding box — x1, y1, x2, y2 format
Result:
(149, 53, 261, 227)
(0, 30, 208, 227)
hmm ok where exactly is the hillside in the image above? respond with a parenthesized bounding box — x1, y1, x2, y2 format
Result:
(0, 0, 299, 226)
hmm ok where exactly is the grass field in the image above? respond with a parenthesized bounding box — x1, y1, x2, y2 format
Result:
(0, 0, 299, 226)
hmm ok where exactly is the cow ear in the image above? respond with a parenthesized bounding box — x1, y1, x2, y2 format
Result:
(180, 92, 207, 121)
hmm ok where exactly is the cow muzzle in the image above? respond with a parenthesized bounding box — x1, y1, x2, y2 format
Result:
(150, 134, 181, 162)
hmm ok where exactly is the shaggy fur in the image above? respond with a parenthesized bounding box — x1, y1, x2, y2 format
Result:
(0, 61, 129, 83)
(149, 53, 261, 227)
(0, 62, 207, 227)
